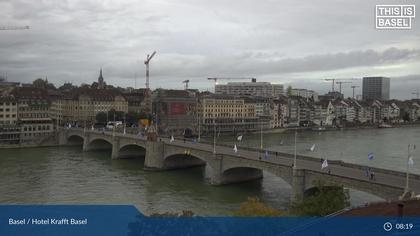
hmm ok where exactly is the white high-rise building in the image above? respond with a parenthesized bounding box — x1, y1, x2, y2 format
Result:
(290, 88, 318, 101)
(215, 79, 283, 98)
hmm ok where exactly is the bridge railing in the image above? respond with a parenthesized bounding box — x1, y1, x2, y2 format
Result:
(193, 138, 420, 180)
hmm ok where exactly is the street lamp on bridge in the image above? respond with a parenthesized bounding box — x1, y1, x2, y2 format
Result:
(293, 128, 297, 169)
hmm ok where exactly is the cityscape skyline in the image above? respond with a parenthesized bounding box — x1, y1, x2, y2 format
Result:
(0, 0, 419, 99)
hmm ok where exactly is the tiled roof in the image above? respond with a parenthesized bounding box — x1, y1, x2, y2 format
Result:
(11, 87, 48, 100)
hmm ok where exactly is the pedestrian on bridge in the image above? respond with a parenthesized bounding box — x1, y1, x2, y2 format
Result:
(370, 171, 376, 181)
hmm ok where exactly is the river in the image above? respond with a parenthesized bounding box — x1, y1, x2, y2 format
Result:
(0, 127, 418, 216)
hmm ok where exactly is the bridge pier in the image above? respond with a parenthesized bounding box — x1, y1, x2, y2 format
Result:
(291, 168, 305, 205)
(58, 130, 67, 146)
(144, 141, 165, 170)
(111, 139, 120, 159)
(82, 133, 90, 151)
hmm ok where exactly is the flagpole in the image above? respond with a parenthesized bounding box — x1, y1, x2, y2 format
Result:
(293, 128, 297, 169)
(405, 144, 411, 195)
(198, 114, 201, 142)
(260, 121, 263, 150)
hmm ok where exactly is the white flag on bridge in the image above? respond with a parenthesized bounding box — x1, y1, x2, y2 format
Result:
(170, 136, 174, 143)
(233, 144, 238, 153)
(409, 156, 414, 166)
(321, 159, 328, 169)
(309, 144, 316, 152)
(237, 135, 243, 141)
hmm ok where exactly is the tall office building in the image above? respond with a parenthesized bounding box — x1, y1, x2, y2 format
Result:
(362, 77, 390, 101)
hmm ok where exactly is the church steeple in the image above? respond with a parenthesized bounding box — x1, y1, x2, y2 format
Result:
(98, 68, 105, 89)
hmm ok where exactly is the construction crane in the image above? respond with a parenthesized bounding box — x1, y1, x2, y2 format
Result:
(0, 26, 30, 30)
(324, 78, 359, 92)
(207, 77, 256, 85)
(144, 51, 156, 90)
(351, 85, 360, 99)
(183, 80, 189, 90)
(336, 81, 352, 94)
(412, 90, 420, 99)
(324, 79, 337, 92)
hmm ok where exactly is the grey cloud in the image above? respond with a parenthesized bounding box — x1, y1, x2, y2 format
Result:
(0, 0, 419, 99)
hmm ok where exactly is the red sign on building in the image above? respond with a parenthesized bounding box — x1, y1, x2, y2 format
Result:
(170, 102, 187, 115)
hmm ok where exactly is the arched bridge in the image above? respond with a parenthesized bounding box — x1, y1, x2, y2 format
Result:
(59, 128, 420, 204)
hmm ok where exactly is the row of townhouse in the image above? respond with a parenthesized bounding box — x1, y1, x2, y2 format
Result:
(0, 87, 54, 144)
(285, 97, 420, 127)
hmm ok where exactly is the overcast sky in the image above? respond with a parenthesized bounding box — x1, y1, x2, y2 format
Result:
(1, 0, 419, 99)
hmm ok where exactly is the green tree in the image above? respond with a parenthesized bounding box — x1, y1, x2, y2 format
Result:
(286, 85, 292, 97)
(402, 111, 410, 122)
(291, 180, 349, 216)
(233, 197, 287, 217)
(126, 111, 147, 125)
(108, 109, 125, 121)
(95, 112, 107, 123)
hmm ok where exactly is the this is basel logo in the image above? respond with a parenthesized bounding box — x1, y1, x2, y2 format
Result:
(375, 5, 415, 29)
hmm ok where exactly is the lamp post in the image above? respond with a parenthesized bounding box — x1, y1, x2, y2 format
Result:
(112, 113, 116, 137)
(293, 128, 297, 169)
(198, 114, 201, 142)
(213, 118, 216, 154)
(404, 144, 415, 196)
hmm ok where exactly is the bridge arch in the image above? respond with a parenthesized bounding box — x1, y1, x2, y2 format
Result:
(163, 153, 206, 170)
(304, 173, 396, 200)
(67, 134, 84, 145)
(219, 167, 264, 185)
(85, 138, 113, 151)
(117, 143, 146, 159)
(219, 160, 294, 186)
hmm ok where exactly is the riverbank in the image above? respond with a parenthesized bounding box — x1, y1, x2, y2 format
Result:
(0, 134, 59, 149)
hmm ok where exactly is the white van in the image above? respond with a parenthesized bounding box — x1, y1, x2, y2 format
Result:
(106, 121, 123, 129)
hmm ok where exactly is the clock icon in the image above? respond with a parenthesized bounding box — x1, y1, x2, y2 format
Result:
(384, 222, 393, 232)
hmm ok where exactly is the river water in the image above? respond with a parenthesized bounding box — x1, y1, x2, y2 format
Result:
(0, 126, 418, 216)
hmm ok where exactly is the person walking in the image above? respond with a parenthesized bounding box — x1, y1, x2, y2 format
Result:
(371, 171, 376, 180)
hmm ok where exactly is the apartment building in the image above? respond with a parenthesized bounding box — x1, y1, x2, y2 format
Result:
(11, 87, 54, 143)
(0, 96, 19, 144)
(51, 88, 128, 126)
(199, 95, 265, 134)
(152, 89, 198, 136)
